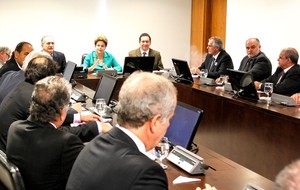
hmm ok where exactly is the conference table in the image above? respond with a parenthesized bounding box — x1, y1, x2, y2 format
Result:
(75, 73, 300, 182)
(74, 82, 274, 190)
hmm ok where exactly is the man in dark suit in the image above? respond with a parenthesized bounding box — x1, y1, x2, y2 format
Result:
(6, 76, 84, 190)
(0, 51, 50, 104)
(238, 38, 272, 81)
(129, 33, 164, 70)
(66, 71, 177, 190)
(0, 41, 33, 77)
(194, 36, 233, 79)
(0, 55, 111, 151)
(254, 47, 300, 96)
(41, 35, 67, 73)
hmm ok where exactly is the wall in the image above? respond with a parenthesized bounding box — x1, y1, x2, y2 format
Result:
(1, 0, 191, 69)
(226, 0, 300, 73)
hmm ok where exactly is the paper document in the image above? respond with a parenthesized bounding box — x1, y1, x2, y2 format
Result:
(173, 175, 201, 184)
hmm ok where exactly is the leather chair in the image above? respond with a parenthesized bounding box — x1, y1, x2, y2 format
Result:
(0, 150, 25, 190)
(81, 53, 88, 65)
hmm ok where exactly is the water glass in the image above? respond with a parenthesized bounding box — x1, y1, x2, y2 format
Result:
(264, 83, 273, 104)
(95, 98, 106, 115)
(200, 69, 208, 78)
(154, 137, 170, 161)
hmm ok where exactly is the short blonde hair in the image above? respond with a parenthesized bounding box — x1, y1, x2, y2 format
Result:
(94, 35, 108, 46)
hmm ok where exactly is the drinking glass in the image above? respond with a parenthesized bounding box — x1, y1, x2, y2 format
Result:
(154, 137, 170, 161)
(95, 98, 106, 115)
(264, 83, 273, 105)
(200, 69, 208, 78)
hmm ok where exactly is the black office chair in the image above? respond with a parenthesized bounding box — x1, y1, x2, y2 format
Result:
(0, 150, 25, 190)
(81, 53, 88, 65)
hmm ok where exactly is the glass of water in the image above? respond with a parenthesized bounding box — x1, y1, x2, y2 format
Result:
(264, 82, 273, 105)
(154, 137, 170, 161)
(95, 98, 106, 115)
(200, 69, 208, 78)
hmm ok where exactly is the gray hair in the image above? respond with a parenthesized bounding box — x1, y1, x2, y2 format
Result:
(41, 35, 55, 44)
(209, 36, 224, 50)
(116, 71, 177, 128)
(30, 76, 71, 123)
(0, 46, 11, 54)
(22, 51, 52, 71)
(284, 47, 299, 64)
(274, 159, 300, 190)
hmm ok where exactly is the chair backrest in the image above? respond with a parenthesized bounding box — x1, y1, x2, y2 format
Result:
(81, 53, 88, 65)
(0, 150, 25, 190)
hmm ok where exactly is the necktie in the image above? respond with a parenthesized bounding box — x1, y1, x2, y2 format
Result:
(276, 71, 285, 84)
(209, 58, 215, 72)
(243, 58, 253, 72)
(142, 52, 147, 57)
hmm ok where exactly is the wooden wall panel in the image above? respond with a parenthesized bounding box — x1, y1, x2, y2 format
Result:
(190, 0, 227, 67)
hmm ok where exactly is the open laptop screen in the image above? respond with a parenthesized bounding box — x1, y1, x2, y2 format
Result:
(171, 58, 194, 84)
(92, 74, 118, 105)
(123, 56, 155, 75)
(227, 69, 259, 101)
(165, 102, 203, 150)
(63, 61, 77, 82)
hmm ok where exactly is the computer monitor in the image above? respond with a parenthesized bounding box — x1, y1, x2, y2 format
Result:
(92, 74, 118, 105)
(165, 102, 203, 150)
(63, 61, 77, 82)
(123, 56, 155, 75)
(171, 58, 194, 84)
(227, 69, 259, 101)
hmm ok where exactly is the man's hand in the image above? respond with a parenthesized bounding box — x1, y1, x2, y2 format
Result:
(254, 81, 261, 89)
(291, 93, 300, 104)
(101, 122, 113, 133)
(80, 114, 102, 122)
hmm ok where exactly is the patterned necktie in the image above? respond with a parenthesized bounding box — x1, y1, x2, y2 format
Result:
(276, 71, 286, 84)
(209, 57, 215, 72)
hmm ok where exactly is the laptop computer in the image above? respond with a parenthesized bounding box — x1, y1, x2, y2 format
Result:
(123, 56, 155, 75)
(92, 74, 118, 105)
(171, 58, 194, 84)
(63, 61, 77, 82)
(165, 101, 203, 150)
(88, 74, 118, 118)
(227, 69, 259, 101)
(96, 70, 118, 77)
(271, 93, 298, 106)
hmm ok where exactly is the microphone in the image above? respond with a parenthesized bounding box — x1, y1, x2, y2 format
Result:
(201, 163, 216, 171)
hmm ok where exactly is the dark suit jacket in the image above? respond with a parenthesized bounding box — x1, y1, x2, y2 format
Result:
(0, 57, 21, 77)
(52, 50, 67, 73)
(7, 116, 84, 190)
(128, 48, 164, 70)
(66, 127, 168, 190)
(0, 81, 99, 152)
(260, 64, 300, 96)
(199, 50, 233, 79)
(238, 51, 272, 81)
(0, 70, 25, 105)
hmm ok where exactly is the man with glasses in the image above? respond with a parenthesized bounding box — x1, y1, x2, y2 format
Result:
(254, 47, 300, 96)
(0, 46, 11, 68)
(0, 42, 33, 77)
(192, 36, 233, 79)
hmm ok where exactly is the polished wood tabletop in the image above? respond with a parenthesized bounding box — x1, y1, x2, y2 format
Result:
(75, 74, 300, 180)
(74, 80, 274, 190)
